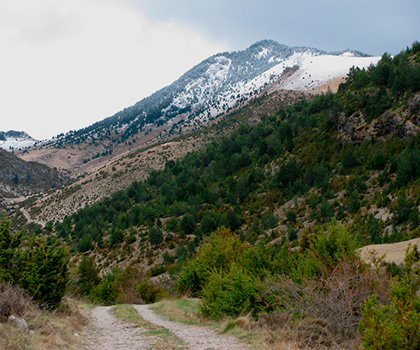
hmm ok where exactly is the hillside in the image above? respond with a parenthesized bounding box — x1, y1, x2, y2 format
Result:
(17, 40, 379, 178)
(29, 42, 420, 268)
(0, 148, 69, 201)
(21, 89, 314, 224)
(3, 42, 420, 350)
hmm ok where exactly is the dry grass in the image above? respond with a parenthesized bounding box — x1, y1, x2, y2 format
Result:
(150, 298, 210, 326)
(151, 267, 386, 350)
(0, 283, 89, 350)
(150, 298, 329, 350)
(251, 311, 354, 350)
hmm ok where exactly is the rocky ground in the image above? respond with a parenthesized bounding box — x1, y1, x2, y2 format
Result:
(85, 305, 249, 350)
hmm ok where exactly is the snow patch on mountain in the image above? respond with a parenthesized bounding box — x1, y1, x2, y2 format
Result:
(280, 52, 380, 91)
(53, 40, 381, 147)
(0, 131, 37, 151)
(157, 47, 381, 134)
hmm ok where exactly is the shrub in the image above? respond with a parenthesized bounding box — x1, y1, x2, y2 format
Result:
(149, 226, 163, 246)
(359, 245, 420, 349)
(166, 217, 179, 232)
(90, 273, 117, 305)
(393, 196, 414, 224)
(16, 236, 69, 309)
(76, 235, 93, 252)
(177, 227, 247, 295)
(136, 280, 165, 304)
(176, 265, 203, 297)
(77, 256, 101, 296)
(293, 220, 359, 280)
(341, 149, 360, 170)
(200, 264, 260, 319)
(110, 228, 124, 247)
(286, 210, 297, 223)
(1, 215, 69, 309)
(180, 214, 196, 235)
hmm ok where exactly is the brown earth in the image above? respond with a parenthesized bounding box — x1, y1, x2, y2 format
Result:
(358, 237, 420, 265)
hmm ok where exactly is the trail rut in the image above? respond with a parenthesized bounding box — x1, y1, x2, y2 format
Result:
(134, 304, 248, 350)
(85, 305, 249, 350)
(85, 306, 150, 350)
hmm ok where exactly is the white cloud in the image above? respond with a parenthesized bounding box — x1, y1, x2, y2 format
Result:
(0, 0, 227, 140)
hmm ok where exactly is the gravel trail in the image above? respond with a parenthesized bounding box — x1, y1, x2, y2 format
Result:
(133, 304, 249, 350)
(85, 306, 151, 350)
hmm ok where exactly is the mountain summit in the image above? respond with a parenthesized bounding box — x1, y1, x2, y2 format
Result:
(18, 40, 380, 178)
(53, 40, 378, 147)
(0, 130, 37, 151)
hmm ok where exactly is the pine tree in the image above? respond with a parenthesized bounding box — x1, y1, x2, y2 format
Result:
(0, 215, 69, 309)
(78, 256, 101, 296)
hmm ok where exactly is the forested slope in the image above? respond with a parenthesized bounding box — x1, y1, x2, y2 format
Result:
(5, 41, 420, 350)
(45, 42, 420, 259)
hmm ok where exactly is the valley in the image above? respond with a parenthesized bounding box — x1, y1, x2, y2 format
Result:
(1, 40, 420, 350)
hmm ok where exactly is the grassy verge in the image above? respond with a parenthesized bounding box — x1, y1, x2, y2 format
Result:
(150, 298, 264, 349)
(149, 298, 353, 349)
(111, 304, 187, 349)
(0, 297, 89, 350)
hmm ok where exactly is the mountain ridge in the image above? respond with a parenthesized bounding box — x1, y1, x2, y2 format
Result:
(0, 148, 69, 200)
(60, 39, 374, 143)
(18, 40, 379, 178)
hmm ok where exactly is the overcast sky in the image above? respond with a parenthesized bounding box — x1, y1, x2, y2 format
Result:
(1, 0, 418, 140)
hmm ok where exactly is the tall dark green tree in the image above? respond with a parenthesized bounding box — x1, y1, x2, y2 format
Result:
(77, 256, 101, 296)
(0, 215, 69, 309)
(149, 226, 163, 246)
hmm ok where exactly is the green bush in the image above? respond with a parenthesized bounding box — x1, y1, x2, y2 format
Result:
(16, 236, 69, 309)
(359, 245, 420, 349)
(200, 264, 260, 319)
(293, 220, 359, 280)
(177, 227, 247, 295)
(136, 280, 165, 304)
(149, 226, 163, 246)
(176, 264, 203, 297)
(0, 216, 69, 309)
(90, 273, 117, 305)
(77, 256, 101, 296)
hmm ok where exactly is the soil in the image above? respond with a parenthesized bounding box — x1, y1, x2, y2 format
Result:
(85, 306, 150, 350)
(85, 305, 249, 350)
(134, 304, 248, 350)
(358, 237, 420, 265)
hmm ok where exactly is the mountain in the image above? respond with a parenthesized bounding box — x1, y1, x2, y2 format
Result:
(0, 130, 38, 151)
(18, 40, 379, 176)
(18, 42, 420, 228)
(56, 40, 378, 145)
(4, 42, 420, 350)
(0, 147, 69, 200)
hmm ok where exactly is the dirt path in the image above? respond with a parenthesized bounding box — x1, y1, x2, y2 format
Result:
(133, 304, 249, 350)
(85, 305, 249, 350)
(85, 306, 151, 350)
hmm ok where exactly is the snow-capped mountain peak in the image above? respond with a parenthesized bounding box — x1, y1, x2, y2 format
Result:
(55, 40, 380, 146)
(0, 130, 37, 151)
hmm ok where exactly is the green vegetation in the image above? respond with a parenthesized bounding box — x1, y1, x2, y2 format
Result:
(178, 223, 363, 321)
(8, 42, 420, 348)
(0, 215, 68, 309)
(359, 245, 420, 349)
(75, 260, 165, 305)
(46, 44, 420, 264)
